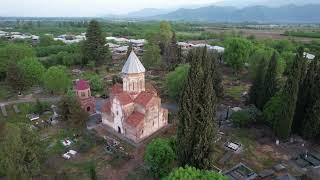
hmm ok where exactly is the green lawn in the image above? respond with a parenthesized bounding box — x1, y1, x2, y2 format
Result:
(225, 85, 247, 100)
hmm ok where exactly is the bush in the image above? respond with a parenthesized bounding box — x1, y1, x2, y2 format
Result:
(165, 64, 190, 100)
(231, 105, 261, 127)
(144, 138, 175, 178)
(165, 166, 227, 180)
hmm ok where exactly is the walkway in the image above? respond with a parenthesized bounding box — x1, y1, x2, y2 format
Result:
(0, 97, 61, 106)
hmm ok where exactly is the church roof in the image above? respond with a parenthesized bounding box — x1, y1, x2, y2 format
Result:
(126, 111, 144, 128)
(115, 92, 133, 106)
(121, 51, 145, 74)
(134, 91, 154, 107)
(75, 80, 90, 90)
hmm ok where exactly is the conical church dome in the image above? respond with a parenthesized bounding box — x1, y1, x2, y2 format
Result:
(121, 51, 146, 74)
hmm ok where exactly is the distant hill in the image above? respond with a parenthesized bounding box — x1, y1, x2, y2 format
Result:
(151, 4, 320, 23)
(126, 8, 174, 18)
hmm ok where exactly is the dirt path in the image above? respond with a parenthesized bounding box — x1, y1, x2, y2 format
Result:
(0, 96, 61, 106)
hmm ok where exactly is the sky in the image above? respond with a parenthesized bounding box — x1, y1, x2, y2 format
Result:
(0, 0, 222, 17)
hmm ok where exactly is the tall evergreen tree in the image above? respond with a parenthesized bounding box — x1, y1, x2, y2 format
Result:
(248, 58, 267, 108)
(273, 47, 305, 140)
(293, 59, 319, 134)
(126, 43, 133, 59)
(177, 48, 217, 169)
(208, 51, 224, 100)
(166, 32, 179, 70)
(260, 52, 279, 109)
(82, 20, 111, 66)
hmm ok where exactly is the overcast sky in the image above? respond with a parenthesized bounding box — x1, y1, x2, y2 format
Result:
(0, 0, 222, 17)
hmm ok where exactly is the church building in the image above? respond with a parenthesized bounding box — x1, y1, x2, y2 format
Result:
(100, 51, 168, 143)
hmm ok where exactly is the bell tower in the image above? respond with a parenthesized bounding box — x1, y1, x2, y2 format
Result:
(121, 51, 146, 94)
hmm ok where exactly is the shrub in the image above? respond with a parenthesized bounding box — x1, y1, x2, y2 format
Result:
(144, 138, 175, 178)
(231, 105, 261, 127)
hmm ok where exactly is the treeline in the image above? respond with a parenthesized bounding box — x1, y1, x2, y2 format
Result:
(284, 30, 320, 39)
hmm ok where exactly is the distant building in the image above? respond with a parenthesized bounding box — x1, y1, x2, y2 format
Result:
(74, 80, 96, 114)
(100, 51, 168, 143)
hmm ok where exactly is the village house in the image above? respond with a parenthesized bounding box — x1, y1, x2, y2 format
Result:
(100, 51, 168, 143)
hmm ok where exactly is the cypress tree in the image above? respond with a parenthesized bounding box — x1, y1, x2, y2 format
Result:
(166, 32, 179, 70)
(293, 59, 318, 134)
(260, 52, 279, 109)
(177, 48, 217, 169)
(208, 51, 224, 100)
(126, 43, 133, 59)
(82, 20, 111, 66)
(249, 58, 267, 108)
(273, 47, 305, 140)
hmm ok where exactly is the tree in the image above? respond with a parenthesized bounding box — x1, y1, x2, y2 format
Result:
(83, 73, 104, 94)
(273, 47, 305, 140)
(144, 138, 175, 178)
(126, 43, 133, 59)
(0, 123, 45, 179)
(249, 58, 267, 108)
(224, 38, 252, 73)
(165, 32, 180, 69)
(39, 35, 64, 46)
(165, 166, 227, 180)
(293, 59, 319, 134)
(88, 162, 97, 180)
(58, 96, 88, 129)
(82, 20, 111, 66)
(177, 48, 217, 169)
(159, 21, 173, 55)
(0, 43, 35, 80)
(165, 64, 190, 100)
(142, 43, 161, 69)
(6, 63, 27, 91)
(17, 57, 46, 87)
(260, 52, 279, 109)
(43, 66, 71, 94)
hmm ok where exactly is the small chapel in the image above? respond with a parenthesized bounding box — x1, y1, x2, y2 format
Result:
(101, 51, 168, 143)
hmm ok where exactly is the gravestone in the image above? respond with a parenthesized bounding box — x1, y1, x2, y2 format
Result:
(0, 104, 7, 117)
(13, 105, 20, 113)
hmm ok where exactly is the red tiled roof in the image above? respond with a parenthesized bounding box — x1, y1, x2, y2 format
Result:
(101, 100, 111, 113)
(126, 111, 144, 127)
(76, 80, 90, 90)
(134, 91, 154, 107)
(116, 92, 133, 105)
(111, 83, 123, 94)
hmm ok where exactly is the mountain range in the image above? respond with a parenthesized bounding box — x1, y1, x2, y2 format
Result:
(152, 4, 320, 23)
(118, 0, 320, 23)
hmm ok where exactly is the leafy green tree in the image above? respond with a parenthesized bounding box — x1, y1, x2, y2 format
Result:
(144, 138, 175, 178)
(83, 73, 104, 94)
(165, 166, 227, 180)
(249, 58, 267, 108)
(260, 52, 279, 109)
(142, 43, 161, 69)
(273, 47, 305, 140)
(6, 63, 27, 91)
(58, 96, 89, 129)
(0, 123, 45, 179)
(39, 35, 64, 46)
(263, 94, 283, 127)
(43, 66, 71, 94)
(17, 57, 46, 87)
(0, 43, 35, 80)
(82, 20, 111, 66)
(165, 64, 190, 100)
(177, 48, 217, 169)
(224, 37, 252, 73)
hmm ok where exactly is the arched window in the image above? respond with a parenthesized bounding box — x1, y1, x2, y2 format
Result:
(133, 81, 135, 91)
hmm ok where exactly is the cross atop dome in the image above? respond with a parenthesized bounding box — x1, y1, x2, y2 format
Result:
(121, 51, 146, 74)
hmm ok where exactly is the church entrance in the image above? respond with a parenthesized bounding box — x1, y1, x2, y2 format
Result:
(87, 106, 91, 112)
(118, 126, 121, 134)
